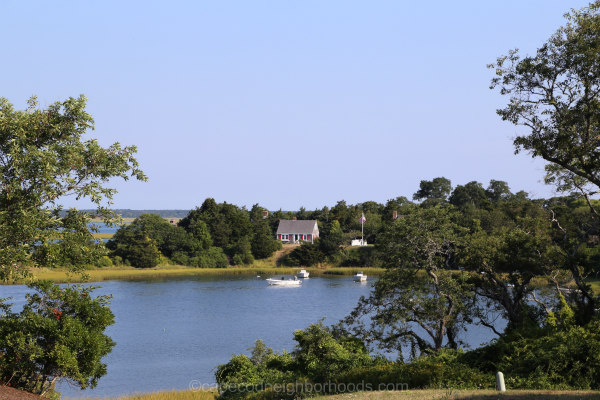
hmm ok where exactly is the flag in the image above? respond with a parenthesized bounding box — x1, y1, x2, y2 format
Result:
(359, 213, 366, 224)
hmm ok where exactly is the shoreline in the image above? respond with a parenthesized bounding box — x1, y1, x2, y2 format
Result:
(6, 266, 385, 284)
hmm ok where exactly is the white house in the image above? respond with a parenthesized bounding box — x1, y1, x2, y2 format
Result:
(276, 219, 319, 244)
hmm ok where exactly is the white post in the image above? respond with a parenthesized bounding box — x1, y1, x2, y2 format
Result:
(361, 219, 364, 245)
(496, 371, 506, 392)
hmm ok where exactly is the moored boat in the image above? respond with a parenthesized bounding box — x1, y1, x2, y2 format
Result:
(267, 276, 302, 286)
(353, 272, 367, 282)
(297, 269, 310, 278)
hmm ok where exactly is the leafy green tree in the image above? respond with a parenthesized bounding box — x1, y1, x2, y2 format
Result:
(179, 199, 252, 257)
(32, 210, 108, 268)
(346, 206, 473, 355)
(382, 196, 414, 222)
(319, 220, 344, 259)
(460, 222, 561, 334)
(109, 230, 161, 268)
(0, 96, 145, 281)
(0, 96, 144, 393)
(413, 177, 452, 205)
(449, 181, 489, 209)
(490, 3, 600, 200)
(0, 281, 115, 395)
(283, 241, 322, 267)
(195, 246, 229, 268)
(485, 180, 512, 202)
(490, 3, 600, 317)
(251, 219, 281, 259)
(292, 322, 372, 384)
(108, 214, 194, 266)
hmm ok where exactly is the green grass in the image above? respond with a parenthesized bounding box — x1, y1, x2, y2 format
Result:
(318, 389, 600, 400)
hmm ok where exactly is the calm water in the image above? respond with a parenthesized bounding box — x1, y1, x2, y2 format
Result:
(0, 276, 500, 398)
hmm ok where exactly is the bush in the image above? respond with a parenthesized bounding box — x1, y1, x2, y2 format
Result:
(338, 350, 493, 390)
(282, 242, 322, 267)
(96, 255, 113, 268)
(0, 281, 115, 395)
(292, 322, 373, 384)
(216, 323, 377, 399)
(467, 321, 600, 390)
(197, 247, 229, 268)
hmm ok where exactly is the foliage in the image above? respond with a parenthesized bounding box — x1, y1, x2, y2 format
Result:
(346, 206, 473, 355)
(490, 0, 600, 324)
(292, 322, 373, 383)
(216, 323, 376, 399)
(462, 320, 600, 390)
(281, 241, 323, 267)
(194, 246, 229, 268)
(0, 96, 144, 395)
(413, 177, 452, 206)
(107, 213, 231, 268)
(338, 350, 493, 390)
(490, 2, 600, 196)
(0, 281, 115, 395)
(449, 181, 489, 209)
(0, 95, 146, 281)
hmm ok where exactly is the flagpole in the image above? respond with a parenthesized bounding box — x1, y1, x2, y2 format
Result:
(361, 213, 364, 246)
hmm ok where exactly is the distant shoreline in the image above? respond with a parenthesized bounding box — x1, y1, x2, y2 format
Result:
(6, 266, 385, 284)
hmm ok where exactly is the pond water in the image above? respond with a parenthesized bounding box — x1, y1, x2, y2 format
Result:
(0, 276, 500, 398)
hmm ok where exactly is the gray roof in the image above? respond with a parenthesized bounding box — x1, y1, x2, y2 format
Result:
(276, 220, 318, 234)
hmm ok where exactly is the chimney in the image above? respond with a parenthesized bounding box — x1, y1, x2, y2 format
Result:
(292, 216, 297, 221)
(393, 210, 398, 220)
(262, 210, 269, 219)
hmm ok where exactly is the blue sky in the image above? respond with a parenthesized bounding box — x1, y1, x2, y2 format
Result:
(1, 1, 592, 210)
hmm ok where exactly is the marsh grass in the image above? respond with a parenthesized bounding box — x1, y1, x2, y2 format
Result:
(92, 233, 114, 239)
(82, 389, 217, 400)
(17, 265, 385, 284)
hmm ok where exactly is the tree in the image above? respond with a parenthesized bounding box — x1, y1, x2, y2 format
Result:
(460, 223, 561, 334)
(0, 282, 115, 395)
(486, 180, 512, 202)
(0, 96, 146, 281)
(346, 206, 473, 355)
(490, 2, 600, 205)
(0, 96, 145, 393)
(318, 220, 344, 259)
(490, 2, 600, 317)
(449, 181, 489, 209)
(413, 177, 452, 205)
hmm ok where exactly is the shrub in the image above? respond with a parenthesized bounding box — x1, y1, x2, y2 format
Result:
(197, 247, 229, 268)
(0, 281, 115, 395)
(282, 242, 322, 267)
(338, 350, 493, 390)
(96, 255, 113, 268)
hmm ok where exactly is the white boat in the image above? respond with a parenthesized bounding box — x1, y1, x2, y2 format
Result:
(353, 272, 367, 282)
(267, 277, 302, 286)
(297, 269, 310, 278)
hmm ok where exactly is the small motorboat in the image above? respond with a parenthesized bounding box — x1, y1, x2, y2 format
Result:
(297, 269, 310, 278)
(267, 276, 302, 286)
(353, 272, 367, 282)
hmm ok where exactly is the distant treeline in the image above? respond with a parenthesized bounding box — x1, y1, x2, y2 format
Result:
(78, 209, 191, 218)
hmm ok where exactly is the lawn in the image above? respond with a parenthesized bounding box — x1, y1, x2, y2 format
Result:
(317, 390, 600, 399)
(79, 389, 600, 400)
